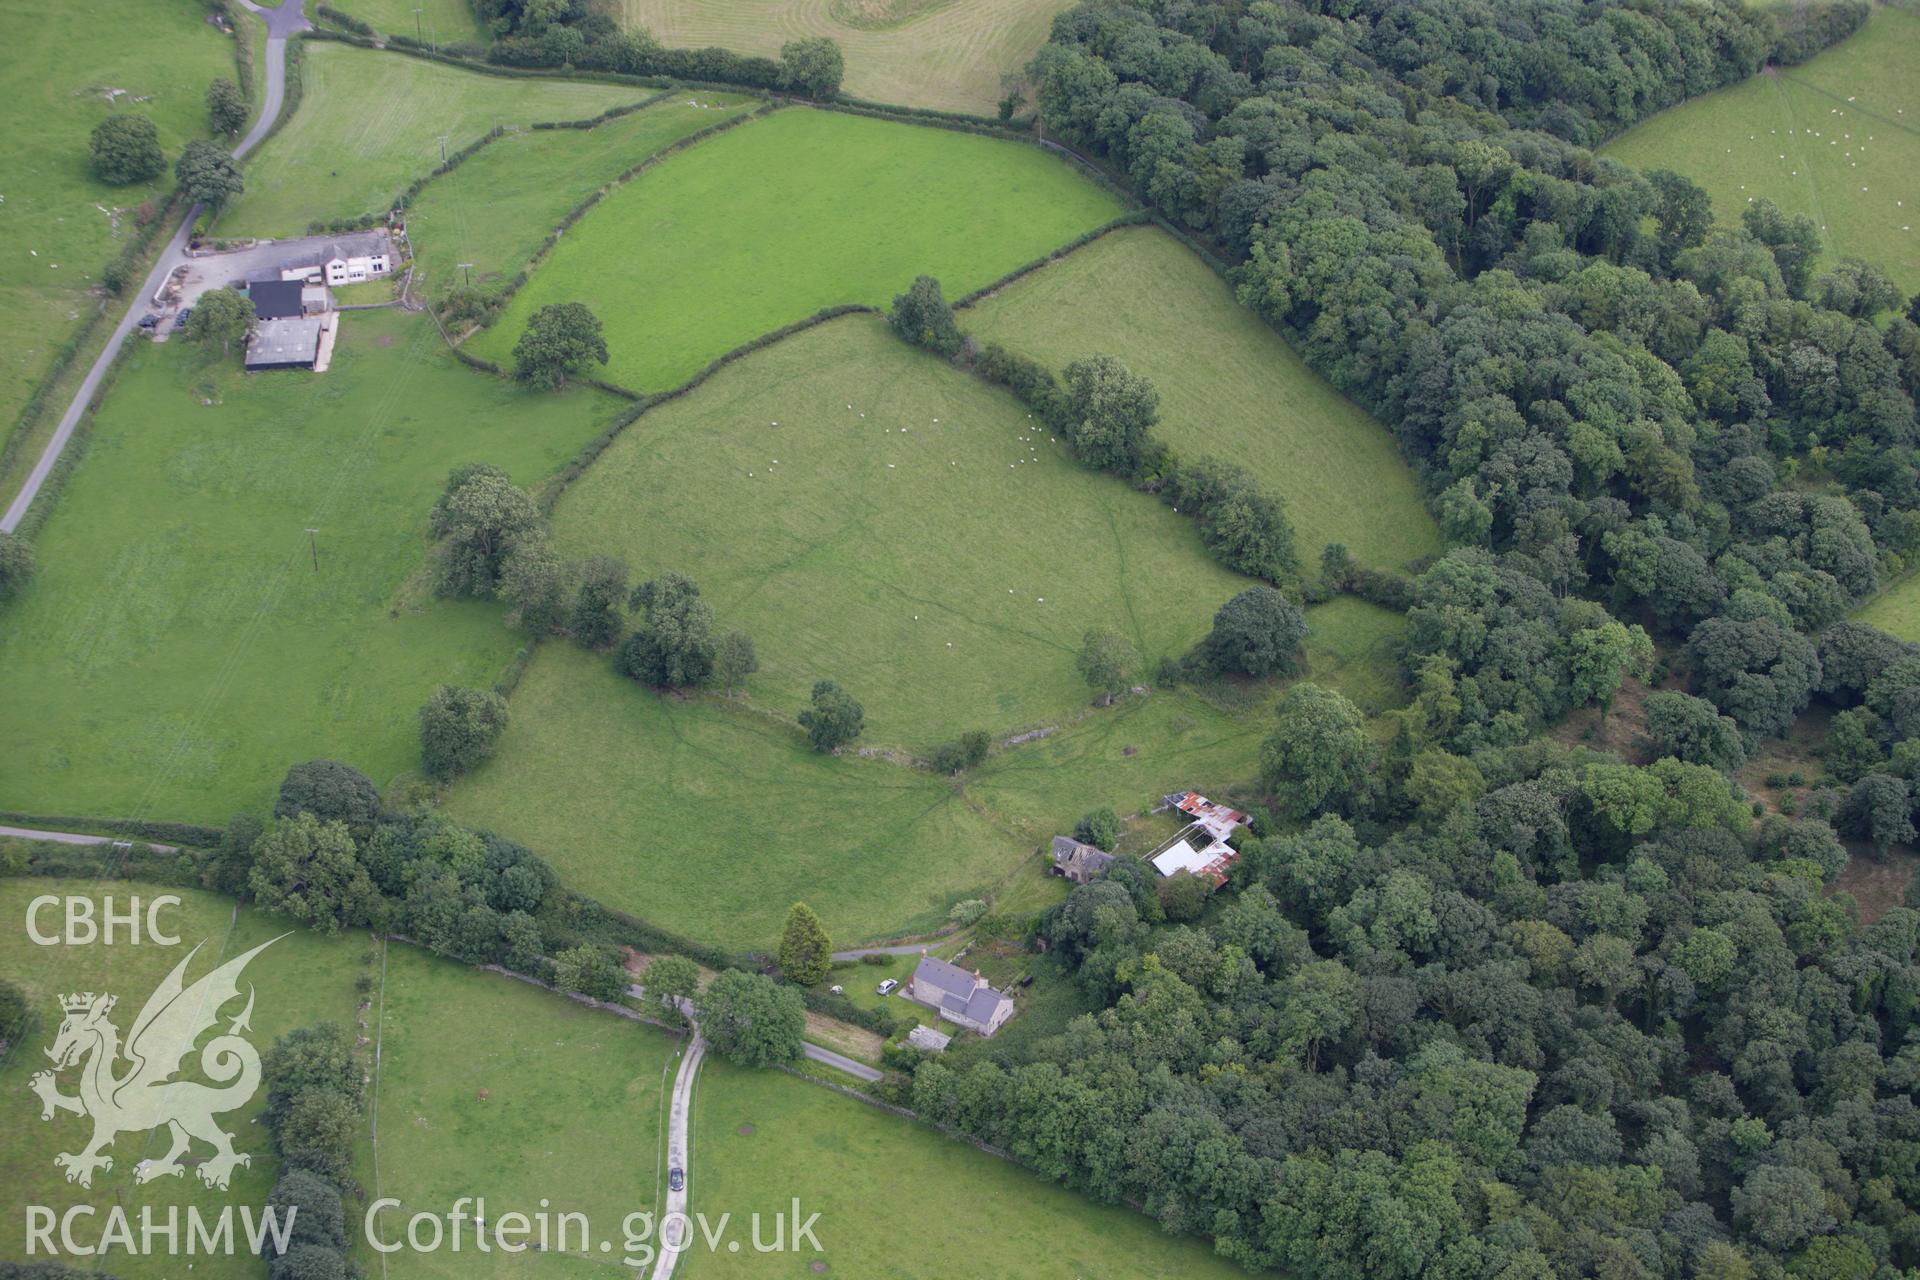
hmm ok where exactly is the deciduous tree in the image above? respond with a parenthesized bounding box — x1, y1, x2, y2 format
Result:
(697, 970, 804, 1067)
(418, 684, 509, 781)
(511, 302, 608, 390)
(90, 114, 164, 184)
(798, 679, 863, 751)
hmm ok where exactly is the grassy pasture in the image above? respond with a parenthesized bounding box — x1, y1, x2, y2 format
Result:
(1604, 6, 1920, 290)
(617, 0, 1075, 114)
(220, 43, 647, 237)
(330, 0, 491, 44)
(361, 943, 684, 1280)
(0, 0, 235, 458)
(678, 1060, 1251, 1279)
(467, 107, 1126, 391)
(1855, 575, 1920, 642)
(441, 642, 1024, 952)
(0, 310, 622, 824)
(546, 313, 1251, 748)
(964, 225, 1443, 573)
(407, 92, 758, 299)
(0, 880, 368, 1280)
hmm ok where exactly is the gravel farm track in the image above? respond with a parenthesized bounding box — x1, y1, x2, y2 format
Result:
(616, 0, 1077, 114)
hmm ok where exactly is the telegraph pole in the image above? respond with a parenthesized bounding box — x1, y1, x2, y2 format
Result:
(306, 528, 319, 572)
(459, 262, 474, 288)
(414, 6, 423, 42)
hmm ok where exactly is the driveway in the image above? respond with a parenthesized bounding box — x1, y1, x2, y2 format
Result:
(651, 1013, 705, 1280)
(1, 0, 310, 533)
(0, 825, 177, 853)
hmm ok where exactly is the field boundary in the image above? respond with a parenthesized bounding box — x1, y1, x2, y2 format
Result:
(439, 100, 780, 319)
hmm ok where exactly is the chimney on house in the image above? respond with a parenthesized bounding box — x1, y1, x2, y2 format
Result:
(974, 969, 987, 988)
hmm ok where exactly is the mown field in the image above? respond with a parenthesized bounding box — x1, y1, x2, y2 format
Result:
(618, 0, 1074, 114)
(0, 310, 622, 823)
(360, 943, 684, 1280)
(964, 225, 1443, 573)
(407, 92, 758, 299)
(1604, 6, 1920, 290)
(0, 879, 368, 1280)
(220, 43, 647, 237)
(0, 0, 235, 466)
(678, 1060, 1252, 1279)
(548, 313, 1251, 748)
(467, 107, 1126, 390)
(442, 642, 1023, 952)
(1855, 576, 1920, 643)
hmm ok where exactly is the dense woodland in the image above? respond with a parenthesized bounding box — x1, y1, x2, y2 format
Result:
(905, 1, 1920, 1277)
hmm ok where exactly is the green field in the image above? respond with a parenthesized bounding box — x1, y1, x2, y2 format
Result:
(1855, 575, 1920, 642)
(1604, 6, 1920, 290)
(442, 643, 1024, 952)
(0, 310, 622, 823)
(619, 0, 1075, 114)
(548, 313, 1252, 747)
(220, 43, 647, 237)
(364, 943, 684, 1280)
(407, 93, 758, 299)
(0, 880, 368, 1280)
(330, 0, 491, 44)
(678, 1060, 1252, 1279)
(964, 225, 1443, 573)
(0, 0, 236, 457)
(468, 107, 1127, 391)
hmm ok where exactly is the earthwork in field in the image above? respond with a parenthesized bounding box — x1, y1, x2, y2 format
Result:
(0, 309, 622, 822)
(465, 106, 1127, 390)
(1604, 5, 1920, 290)
(616, 0, 1075, 114)
(219, 43, 649, 237)
(358, 944, 682, 1279)
(406, 92, 759, 299)
(963, 225, 1444, 573)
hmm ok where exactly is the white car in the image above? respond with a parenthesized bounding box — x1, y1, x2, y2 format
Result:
(876, 979, 899, 996)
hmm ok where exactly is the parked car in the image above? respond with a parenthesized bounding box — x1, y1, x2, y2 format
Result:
(176, 307, 193, 328)
(876, 978, 899, 996)
(138, 313, 159, 329)
(668, 1168, 685, 1193)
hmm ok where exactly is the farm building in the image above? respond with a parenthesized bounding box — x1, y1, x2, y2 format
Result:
(245, 312, 337, 372)
(1051, 835, 1115, 884)
(906, 1025, 952, 1054)
(1143, 792, 1250, 885)
(248, 278, 306, 321)
(906, 954, 1015, 1037)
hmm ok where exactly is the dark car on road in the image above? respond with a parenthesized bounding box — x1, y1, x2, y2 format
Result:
(669, 1167, 685, 1193)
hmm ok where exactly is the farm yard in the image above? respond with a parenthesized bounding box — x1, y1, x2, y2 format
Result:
(1604, 6, 1920, 290)
(0, 309, 622, 822)
(443, 642, 1024, 950)
(406, 92, 759, 300)
(0, 881, 369, 1280)
(217, 43, 648, 237)
(617, 0, 1075, 114)
(0, 0, 236, 452)
(964, 225, 1443, 574)
(466, 107, 1127, 390)
(678, 1059, 1251, 1279)
(544, 313, 1253, 748)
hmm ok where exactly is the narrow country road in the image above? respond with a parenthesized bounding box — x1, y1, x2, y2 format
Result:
(650, 1010, 705, 1280)
(802, 1042, 883, 1083)
(0, 0, 310, 533)
(0, 825, 178, 852)
(830, 943, 933, 961)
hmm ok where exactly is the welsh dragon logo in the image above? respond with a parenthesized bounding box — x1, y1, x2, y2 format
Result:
(28, 936, 284, 1191)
